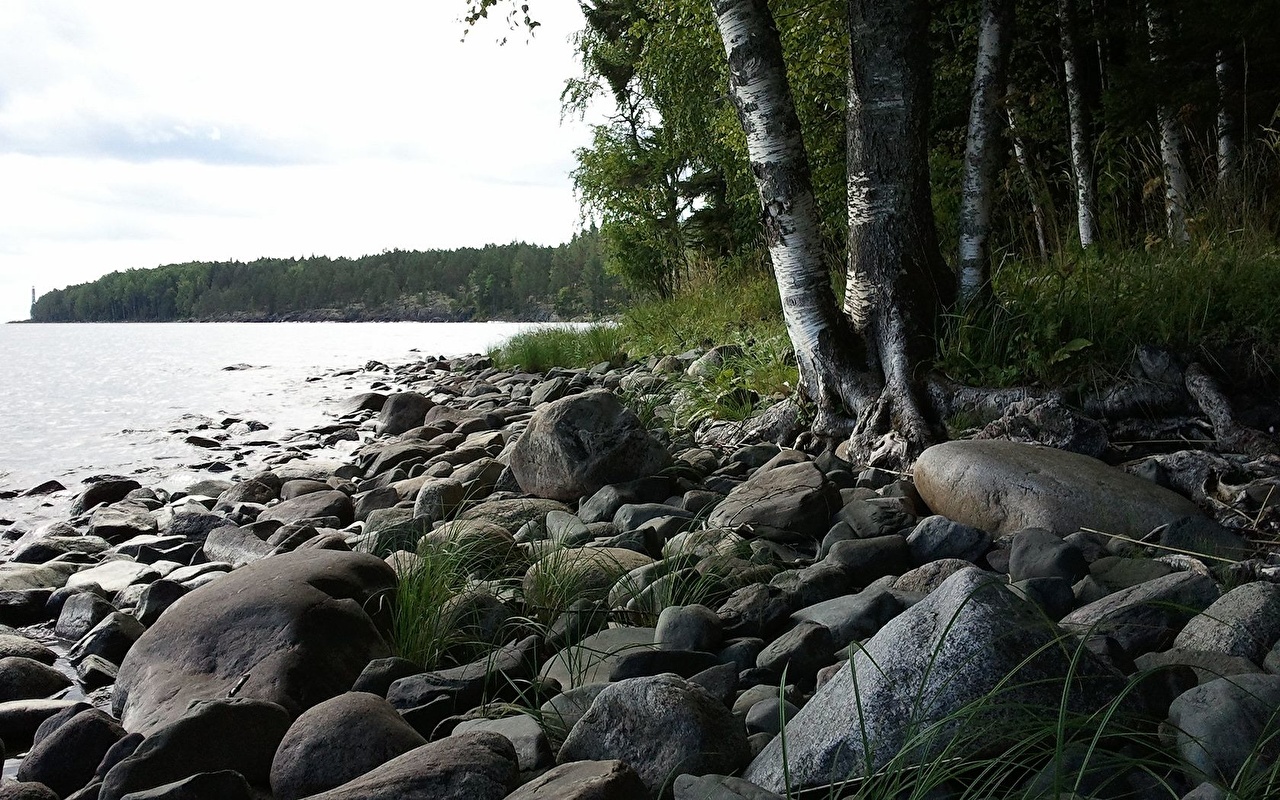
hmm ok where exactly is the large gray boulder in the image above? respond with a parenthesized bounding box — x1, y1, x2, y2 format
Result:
(743, 568, 1121, 793)
(913, 440, 1201, 537)
(376, 392, 432, 436)
(270, 692, 426, 800)
(558, 673, 750, 798)
(302, 730, 518, 800)
(705, 462, 842, 543)
(113, 549, 395, 734)
(502, 760, 648, 800)
(509, 390, 672, 502)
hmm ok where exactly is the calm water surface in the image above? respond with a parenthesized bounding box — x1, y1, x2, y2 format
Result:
(0, 322, 546, 523)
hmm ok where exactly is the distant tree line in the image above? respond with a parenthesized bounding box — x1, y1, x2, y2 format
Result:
(30, 230, 624, 323)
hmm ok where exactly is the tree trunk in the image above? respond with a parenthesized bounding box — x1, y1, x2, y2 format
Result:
(711, 0, 949, 465)
(845, 0, 954, 459)
(709, 0, 880, 435)
(1059, 0, 1098, 249)
(1216, 45, 1242, 195)
(1007, 103, 1050, 260)
(1147, 2, 1190, 245)
(958, 0, 1015, 304)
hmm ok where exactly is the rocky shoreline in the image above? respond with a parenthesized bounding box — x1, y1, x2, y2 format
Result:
(2, 350, 1279, 799)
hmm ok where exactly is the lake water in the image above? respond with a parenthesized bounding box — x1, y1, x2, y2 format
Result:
(0, 322, 547, 525)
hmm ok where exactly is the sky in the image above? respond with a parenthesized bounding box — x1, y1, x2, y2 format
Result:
(0, 1, 602, 322)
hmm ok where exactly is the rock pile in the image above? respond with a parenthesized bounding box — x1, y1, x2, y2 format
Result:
(1, 351, 1279, 799)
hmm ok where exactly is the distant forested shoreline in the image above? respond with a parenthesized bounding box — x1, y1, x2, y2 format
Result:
(28, 230, 625, 323)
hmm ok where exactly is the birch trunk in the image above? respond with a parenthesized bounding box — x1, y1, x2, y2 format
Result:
(1148, 2, 1190, 245)
(1216, 46, 1242, 193)
(958, 0, 1015, 304)
(1007, 103, 1050, 260)
(1059, 0, 1098, 248)
(710, 0, 878, 431)
(845, 0, 954, 455)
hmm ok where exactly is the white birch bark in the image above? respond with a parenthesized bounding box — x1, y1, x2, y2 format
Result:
(1059, 0, 1098, 248)
(1007, 104, 1050, 260)
(958, 0, 1014, 304)
(710, 0, 877, 425)
(1216, 47, 1242, 192)
(1148, 2, 1190, 245)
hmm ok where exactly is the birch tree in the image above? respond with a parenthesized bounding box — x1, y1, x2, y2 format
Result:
(1059, 0, 1098, 248)
(1215, 45, 1242, 194)
(1147, 1, 1190, 245)
(710, 0, 954, 463)
(958, 0, 1016, 303)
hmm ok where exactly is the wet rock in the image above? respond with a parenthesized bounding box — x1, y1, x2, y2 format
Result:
(559, 673, 750, 798)
(113, 550, 395, 734)
(0, 634, 57, 664)
(0, 699, 82, 752)
(115, 770, 252, 799)
(509, 390, 672, 502)
(269, 692, 426, 800)
(913, 440, 1202, 537)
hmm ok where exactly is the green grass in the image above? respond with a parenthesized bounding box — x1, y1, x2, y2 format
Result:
(488, 323, 627, 372)
(938, 230, 1280, 390)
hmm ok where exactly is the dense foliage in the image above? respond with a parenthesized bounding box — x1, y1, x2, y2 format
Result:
(568, 0, 1280, 291)
(30, 230, 624, 323)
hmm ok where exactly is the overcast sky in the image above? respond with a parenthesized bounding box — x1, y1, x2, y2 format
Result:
(0, 2, 600, 322)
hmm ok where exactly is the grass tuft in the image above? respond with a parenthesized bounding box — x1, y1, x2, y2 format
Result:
(489, 323, 626, 372)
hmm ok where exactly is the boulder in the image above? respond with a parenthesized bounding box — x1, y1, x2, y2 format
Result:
(509, 390, 672, 502)
(113, 549, 395, 734)
(706, 462, 841, 543)
(270, 692, 426, 800)
(0, 657, 72, 702)
(501, 759, 647, 800)
(1174, 582, 1280, 664)
(1060, 571, 1220, 658)
(743, 568, 1122, 792)
(73, 479, 142, 515)
(913, 440, 1201, 537)
(301, 731, 518, 800)
(376, 392, 433, 436)
(559, 673, 750, 799)
(18, 708, 126, 798)
(1167, 674, 1280, 784)
(99, 698, 291, 800)
(258, 491, 354, 527)
(116, 770, 252, 799)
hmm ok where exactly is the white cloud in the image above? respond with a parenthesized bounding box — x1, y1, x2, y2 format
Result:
(0, 1, 601, 321)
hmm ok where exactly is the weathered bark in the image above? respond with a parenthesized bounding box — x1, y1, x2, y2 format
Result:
(1059, 0, 1098, 248)
(710, 0, 879, 435)
(1216, 45, 1243, 194)
(1147, 2, 1190, 245)
(844, 0, 955, 461)
(1007, 102, 1050, 260)
(958, 0, 1015, 304)
(1185, 363, 1277, 457)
